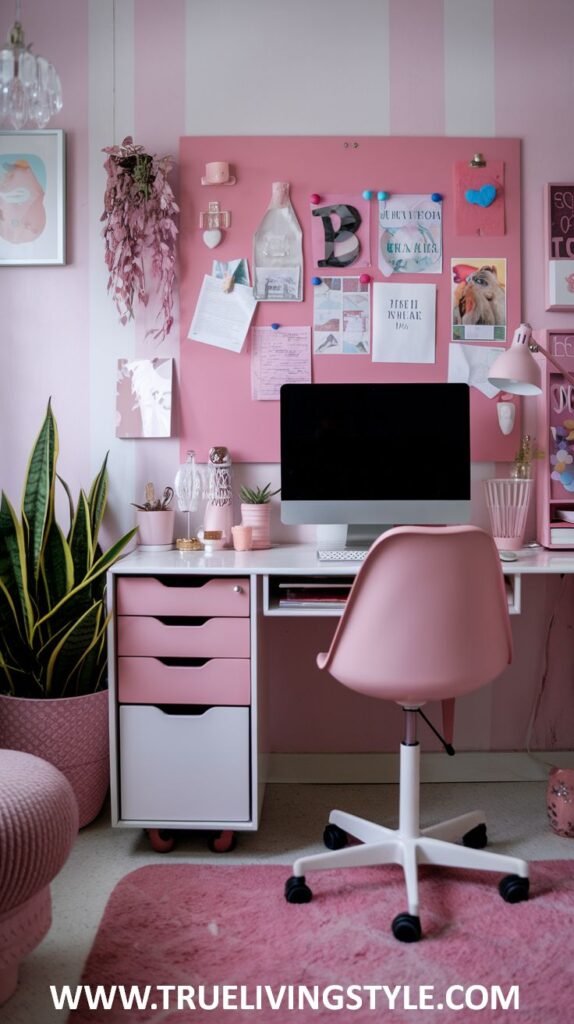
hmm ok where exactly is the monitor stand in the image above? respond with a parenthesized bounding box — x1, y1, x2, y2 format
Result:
(316, 524, 389, 551)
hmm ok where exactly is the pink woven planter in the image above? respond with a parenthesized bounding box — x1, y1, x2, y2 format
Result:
(0, 690, 109, 828)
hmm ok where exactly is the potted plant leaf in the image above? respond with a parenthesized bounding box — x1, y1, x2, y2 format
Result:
(239, 483, 280, 550)
(0, 400, 136, 826)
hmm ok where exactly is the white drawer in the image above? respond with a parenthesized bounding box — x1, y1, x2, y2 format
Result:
(119, 705, 250, 822)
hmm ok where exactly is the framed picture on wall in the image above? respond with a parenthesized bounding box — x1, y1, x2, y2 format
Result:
(0, 129, 66, 265)
(545, 183, 574, 310)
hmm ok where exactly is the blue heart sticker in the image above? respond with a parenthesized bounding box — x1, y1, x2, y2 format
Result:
(465, 184, 497, 208)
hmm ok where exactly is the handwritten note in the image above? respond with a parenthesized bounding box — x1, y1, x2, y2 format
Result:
(251, 326, 311, 400)
(372, 283, 436, 363)
(188, 274, 257, 353)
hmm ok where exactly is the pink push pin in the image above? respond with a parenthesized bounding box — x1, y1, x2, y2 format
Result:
(310, 193, 321, 205)
(359, 273, 371, 285)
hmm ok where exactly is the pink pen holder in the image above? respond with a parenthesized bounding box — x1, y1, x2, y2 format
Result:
(232, 525, 253, 552)
(136, 510, 175, 549)
(484, 478, 533, 550)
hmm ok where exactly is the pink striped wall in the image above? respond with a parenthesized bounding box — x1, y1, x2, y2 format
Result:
(2, 0, 574, 753)
(389, 0, 445, 135)
(1, 0, 89, 502)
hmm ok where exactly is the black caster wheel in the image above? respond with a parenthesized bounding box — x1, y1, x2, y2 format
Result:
(391, 912, 422, 943)
(499, 874, 529, 904)
(208, 830, 236, 853)
(463, 823, 487, 849)
(285, 876, 313, 904)
(323, 823, 348, 850)
(147, 829, 176, 853)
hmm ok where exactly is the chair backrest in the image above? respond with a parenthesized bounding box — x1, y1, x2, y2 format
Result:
(317, 526, 512, 705)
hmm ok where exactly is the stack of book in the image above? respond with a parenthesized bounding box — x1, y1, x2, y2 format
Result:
(278, 581, 353, 609)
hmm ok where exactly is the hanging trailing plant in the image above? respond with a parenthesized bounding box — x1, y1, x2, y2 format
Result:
(101, 136, 179, 342)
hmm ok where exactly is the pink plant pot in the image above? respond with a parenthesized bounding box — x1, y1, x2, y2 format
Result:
(240, 504, 271, 550)
(136, 510, 175, 548)
(0, 690, 109, 828)
(547, 766, 574, 837)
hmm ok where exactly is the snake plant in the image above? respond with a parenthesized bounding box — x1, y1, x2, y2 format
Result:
(0, 400, 136, 699)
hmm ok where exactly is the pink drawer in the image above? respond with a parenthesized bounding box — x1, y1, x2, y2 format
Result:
(116, 576, 250, 617)
(118, 657, 250, 704)
(117, 616, 250, 658)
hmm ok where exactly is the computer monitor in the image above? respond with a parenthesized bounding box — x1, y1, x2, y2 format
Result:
(280, 382, 471, 547)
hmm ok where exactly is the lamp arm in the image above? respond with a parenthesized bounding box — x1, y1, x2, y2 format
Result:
(533, 340, 574, 389)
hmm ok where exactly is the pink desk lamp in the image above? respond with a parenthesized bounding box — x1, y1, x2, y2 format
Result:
(488, 322, 574, 394)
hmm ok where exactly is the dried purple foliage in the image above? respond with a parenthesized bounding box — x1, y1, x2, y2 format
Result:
(101, 136, 179, 342)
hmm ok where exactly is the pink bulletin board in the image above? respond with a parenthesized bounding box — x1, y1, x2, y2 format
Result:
(179, 137, 522, 463)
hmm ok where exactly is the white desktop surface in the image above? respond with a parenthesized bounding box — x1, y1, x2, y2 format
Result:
(110, 543, 574, 578)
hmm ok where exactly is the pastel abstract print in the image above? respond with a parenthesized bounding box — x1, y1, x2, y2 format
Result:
(0, 153, 46, 244)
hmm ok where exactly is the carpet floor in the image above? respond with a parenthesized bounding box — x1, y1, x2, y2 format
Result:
(67, 861, 574, 1023)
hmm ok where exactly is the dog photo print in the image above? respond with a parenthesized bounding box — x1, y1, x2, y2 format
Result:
(451, 258, 506, 342)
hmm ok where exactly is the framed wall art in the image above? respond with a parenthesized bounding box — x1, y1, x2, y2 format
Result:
(545, 183, 574, 310)
(0, 129, 66, 265)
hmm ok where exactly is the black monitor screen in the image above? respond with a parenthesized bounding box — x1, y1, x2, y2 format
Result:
(280, 383, 470, 502)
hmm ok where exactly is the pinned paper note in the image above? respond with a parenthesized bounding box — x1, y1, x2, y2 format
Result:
(188, 274, 257, 353)
(448, 342, 504, 399)
(372, 283, 436, 364)
(378, 194, 442, 277)
(313, 276, 370, 354)
(251, 326, 311, 400)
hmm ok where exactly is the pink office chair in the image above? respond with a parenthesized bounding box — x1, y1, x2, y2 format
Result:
(285, 526, 529, 942)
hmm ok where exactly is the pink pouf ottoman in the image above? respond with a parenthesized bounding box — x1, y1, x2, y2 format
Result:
(0, 749, 79, 1004)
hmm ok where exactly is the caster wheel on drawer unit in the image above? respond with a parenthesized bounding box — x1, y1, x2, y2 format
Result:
(147, 829, 176, 853)
(208, 830, 236, 853)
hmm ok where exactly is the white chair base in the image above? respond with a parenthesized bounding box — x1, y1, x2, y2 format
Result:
(288, 740, 529, 936)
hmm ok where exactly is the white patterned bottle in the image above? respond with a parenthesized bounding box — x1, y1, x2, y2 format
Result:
(253, 181, 303, 301)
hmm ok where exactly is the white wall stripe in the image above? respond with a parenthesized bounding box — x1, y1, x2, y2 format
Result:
(184, 0, 391, 136)
(88, 0, 136, 538)
(444, 0, 495, 136)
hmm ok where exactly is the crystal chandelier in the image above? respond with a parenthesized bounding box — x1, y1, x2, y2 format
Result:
(0, 1, 62, 129)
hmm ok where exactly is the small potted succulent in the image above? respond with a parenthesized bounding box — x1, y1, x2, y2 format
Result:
(132, 483, 175, 549)
(239, 483, 280, 550)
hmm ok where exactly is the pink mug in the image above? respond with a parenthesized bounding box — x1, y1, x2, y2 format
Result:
(232, 525, 253, 551)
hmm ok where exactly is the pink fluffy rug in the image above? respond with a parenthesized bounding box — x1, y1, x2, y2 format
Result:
(67, 862, 574, 1023)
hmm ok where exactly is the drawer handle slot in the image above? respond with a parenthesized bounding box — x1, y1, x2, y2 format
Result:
(157, 657, 211, 667)
(154, 616, 210, 626)
(139, 575, 248, 589)
(154, 704, 213, 716)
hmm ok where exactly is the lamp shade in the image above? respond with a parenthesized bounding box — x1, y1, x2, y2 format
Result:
(487, 323, 542, 396)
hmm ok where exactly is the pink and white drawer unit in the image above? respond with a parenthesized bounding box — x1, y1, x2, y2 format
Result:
(107, 568, 265, 853)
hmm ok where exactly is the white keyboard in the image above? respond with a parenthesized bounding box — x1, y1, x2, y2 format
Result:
(317, 549, 368, 562)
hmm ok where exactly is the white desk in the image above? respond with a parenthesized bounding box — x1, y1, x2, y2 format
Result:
(107, 544, 574, 849)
